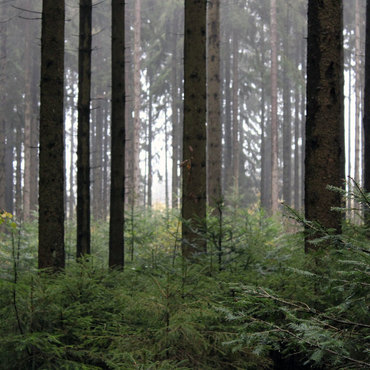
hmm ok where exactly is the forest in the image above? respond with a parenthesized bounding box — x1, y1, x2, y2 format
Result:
(0, 0, 369, 369)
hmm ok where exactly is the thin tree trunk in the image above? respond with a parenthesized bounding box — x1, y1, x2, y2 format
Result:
(207, 0, 222, 211)
(171, 14, 179, 209)
(363, 0, 370, 228)
(132, 0, 141, 205)
(270, 0, 279, 213)
(109, 0, 125, 269)
(354, 0, 362, 191)
(223, 32, 232, 193)
(294, 46, 301, 210)
(282, 6, 292, 207)
(15, 121, 22, 218)
(23, 18, 33, 221)
(39, 0, 65, 270)
(232, 32, 239, 195)
(0, 25, 5, 211)
(147, 72, 153, 208)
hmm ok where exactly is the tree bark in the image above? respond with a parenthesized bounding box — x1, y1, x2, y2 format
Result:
(182, 0, 207, 257)
(39, 0, 65, 270)
(305, 0, 345, 252)
(109, 0, 125, 269)
(76, 0, 92, 258)
(207, 0, 222, 212)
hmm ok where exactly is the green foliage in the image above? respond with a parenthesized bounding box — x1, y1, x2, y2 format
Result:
(0, 191, 369, 368)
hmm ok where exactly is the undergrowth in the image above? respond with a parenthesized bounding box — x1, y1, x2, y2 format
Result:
(0, 192, 369, 369)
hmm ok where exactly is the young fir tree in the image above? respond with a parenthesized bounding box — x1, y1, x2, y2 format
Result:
(109, 0, 125, 269)
(39, 0, 65, 270)
(76, 0, 92, 258)
(305, 0, 345, 251)
(182, 0, 207, 257)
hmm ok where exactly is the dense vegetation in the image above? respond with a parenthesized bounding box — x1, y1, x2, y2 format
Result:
(0, 190, 369, 369)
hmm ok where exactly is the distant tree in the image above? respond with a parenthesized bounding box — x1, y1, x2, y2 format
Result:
(305, 0, 345, 252)
(76, 0, 92, 258)
(282, 5, 292, 207)
(207, 0, 222, 212)
(270, 0, 279, 213)
(364, 0, 370, 227)
(38, 0, 65, 270)
(109, 0, 125, 268)
(232, 32, 240, 194)
(132, 0, 141, 205)
(182, 0, 207, 257)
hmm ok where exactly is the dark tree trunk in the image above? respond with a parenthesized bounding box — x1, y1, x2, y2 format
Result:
(109, 0, 125, 269)
(182, 0, 207, 258)
(207, 0, 222, 212)
(39, 0, 65, 270)
(305, 0, 345, 252)
(76, 0, 92, 258)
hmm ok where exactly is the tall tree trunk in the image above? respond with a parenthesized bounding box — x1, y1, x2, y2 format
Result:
(305, 0, 344, 252)
(109, 0, 125, 269)
(182, 0, 207, 257)
(132, 0, 141, 205)
(282, 7, 292, 207)
(347, 66, 352, 217)
(147, 72, 153, 208)
(103, 99, 110, 221)
(5, 127, 14, 214)
(69, 94, 76, 220)
(363, 0, 370, 228)
(15, 122, 22, 218)
(354, 0, 362, 191)
(171, 14, 180, 209)
(39, 0, 65, 270)
(76, 0, 92, 258)
(294, 44, 301, 210)
(94, 99, 103, 219)
(232, 32, 239, 195)
(0, 16, 6, 211)
(23, 18, 34, 221)
(207, 0, 222, 211)
(223, 32, 232, 193)
(260, 31, 270, 211)
(270, 0, 279, 213)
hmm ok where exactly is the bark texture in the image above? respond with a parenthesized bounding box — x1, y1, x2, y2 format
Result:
(77, 0, 92, 258)
(207, 0, 222, 211)
(38, 0, 65, 270)
(109, 0, 125, 268)
(182, 0, 207, 257)
(305, 0, 345, 251)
